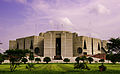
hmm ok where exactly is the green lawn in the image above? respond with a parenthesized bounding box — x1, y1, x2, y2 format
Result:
(0, 63, 120, 74)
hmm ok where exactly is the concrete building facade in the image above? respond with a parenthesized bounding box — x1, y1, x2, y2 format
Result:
(9, 31, 107, 59)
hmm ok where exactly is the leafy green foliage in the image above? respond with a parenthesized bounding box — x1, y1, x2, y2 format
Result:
(26, 63, 35, 71)
(107, 38, 120, 53)
(80, 56, 87, 63)
(4, 49, 30, 72)
(0, 53, 4, 64)
(74, 63, 90, 70)
(29, 52, 34, 63)
(87, 57, 94, 64)
(63, 58, 70, 63)
(106, 54, 120, 64)
(35, 58, 41, 63)
(106, 54, 112, 63)
(99, 64, 107, 72)
(75, 57, 81, 63)
(99, 59, 105, 63)
(110, 54, 120, 64)
(43, 57, 51, 64)
(22, 58, 28, 64)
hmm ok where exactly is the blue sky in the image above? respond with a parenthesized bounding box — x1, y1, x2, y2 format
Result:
(0, 0, 120, 52)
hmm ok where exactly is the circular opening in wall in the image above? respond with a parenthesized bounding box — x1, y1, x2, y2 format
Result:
(77, 47, 82, 54)
(34, 47, 40, 55)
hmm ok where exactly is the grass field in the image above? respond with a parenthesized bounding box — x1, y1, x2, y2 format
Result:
(0, 63, 120, 74)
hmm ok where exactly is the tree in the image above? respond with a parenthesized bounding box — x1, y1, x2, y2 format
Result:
(35, 58, 41, 63)
(110, 54, 120, 64)
(21, 58, 28, 64)
(75, 57, 81, 64)
(99, 59, 105, 64)
(0, 53, 4, 64)
(107, 38, 120, 53)
(99, 59, 106, 71)
(29, 52, 34, 63)
(43, 57, 51, 64)
(63, 58, 70, 63)
(80, 56, 87, 63)
(87, 57, 93, 64)
(106, 54, 112, 63)
(4, 49, 30, 72)
(115, 54, 120, 63)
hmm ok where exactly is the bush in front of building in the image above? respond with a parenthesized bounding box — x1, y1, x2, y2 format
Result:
(35, 58, 41, 64)
(75, 57, 81, 64)
(87, 57, 94, 64)
(74, 63, 90, 70)
(99, 63, 107, 72)
(0, 53, 4, 64)
(43, 57, 51, 64)
(4, 49, 30, 72)
(21, 58, 28, 64)
(63, 58, 70, 63)
(80, 56, 87, 63)
(99, 59, 105, 64)
(26, 63, 35, 71)
(29, 52, 34, 63)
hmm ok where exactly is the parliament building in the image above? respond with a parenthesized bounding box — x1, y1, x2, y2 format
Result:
(9, 31, 107, 59)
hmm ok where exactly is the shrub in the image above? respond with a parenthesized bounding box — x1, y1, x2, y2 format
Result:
(80, 56, 87, 63)
(29, 52, 34, 63)
(0, 58, 4, 64)
(21, 58, 28, 64)
(75, 57, 81, 63)
(99, 59, 105, 63)
(106, 54, 112, 63)
(0, 53, 4, 64)
(87, 57, 93, 64)
(110, 54, 120, 64)
(74, 63, 90, 70)
(63, 58, 70, 63)
(26, 63, 35, 71)
(4, 49, 30, 72)
(35, 58, 41, 63)
(99, 64, 107, 72)
(43, 57, 51, 64)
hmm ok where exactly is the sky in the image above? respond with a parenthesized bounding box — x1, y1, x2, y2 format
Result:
(0, 0, 120, 53)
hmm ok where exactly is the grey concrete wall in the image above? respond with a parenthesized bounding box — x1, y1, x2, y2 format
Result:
(73, 36, 82, 57)
(16, 38, 25, 50)
(61, 32, 73, 57)
(9, 40, 16, 49)
(44, 32, 56, 57)
(92, 38, 101, 55)
(17, 36, 44, 56)
(101, 40, 108, 54)
(33, 36, 44, 56)
(73, 36, 104, 57)
(82, 36, 92, 55)
(44, 31, 73, 57)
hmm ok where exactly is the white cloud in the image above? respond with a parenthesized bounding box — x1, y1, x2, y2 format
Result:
(5, 0, 120, 39)
(16, 0, 27, 4)
(1, 0, 120, 52)
(97, 4, 110, 14)
(89, 4, 110, 15)
(60, 17, 73, 26)
(3, 0, 27, 4)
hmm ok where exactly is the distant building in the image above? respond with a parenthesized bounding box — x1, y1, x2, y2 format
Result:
(9, 31, 107, 59)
